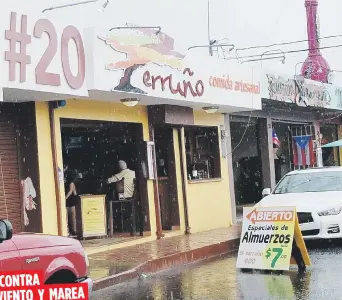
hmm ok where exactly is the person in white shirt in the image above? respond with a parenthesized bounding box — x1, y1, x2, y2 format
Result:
(107, 160, 136, 198)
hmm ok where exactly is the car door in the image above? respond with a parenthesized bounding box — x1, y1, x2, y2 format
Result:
(0, 239, 22, 271)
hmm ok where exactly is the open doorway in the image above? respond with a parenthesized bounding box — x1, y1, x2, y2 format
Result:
(60, 118, 149, 239)
(272, 122, 293, 182)
(321, 124, 340, 166)
(154, 126, 181, 232)
(230, 119, 262, 206)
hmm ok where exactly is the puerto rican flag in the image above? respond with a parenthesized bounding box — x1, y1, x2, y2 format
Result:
(272, 129, 281, 148)
(292, 135, 315, 167)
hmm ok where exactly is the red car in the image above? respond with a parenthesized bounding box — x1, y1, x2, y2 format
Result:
(0, 219, 92, 294)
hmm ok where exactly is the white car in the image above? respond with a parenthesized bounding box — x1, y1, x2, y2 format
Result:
(257, 167, 342, 240)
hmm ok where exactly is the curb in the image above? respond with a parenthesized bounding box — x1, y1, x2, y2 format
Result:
(93, 237, 240, 291)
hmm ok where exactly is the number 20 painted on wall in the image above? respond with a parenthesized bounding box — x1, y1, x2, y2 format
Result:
(34, 19, 85, 89)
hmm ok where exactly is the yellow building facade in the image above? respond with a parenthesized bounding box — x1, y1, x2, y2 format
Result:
(35, 100, 233, 240)
(0, 9, 262, 242)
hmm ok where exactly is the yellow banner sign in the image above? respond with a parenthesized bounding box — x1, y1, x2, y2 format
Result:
(81, 195, 106, 236)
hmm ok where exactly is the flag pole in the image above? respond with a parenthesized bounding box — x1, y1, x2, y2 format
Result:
(316, 147, 323, 167)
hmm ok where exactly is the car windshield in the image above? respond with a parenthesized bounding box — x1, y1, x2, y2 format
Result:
(273, 171, 342, 194)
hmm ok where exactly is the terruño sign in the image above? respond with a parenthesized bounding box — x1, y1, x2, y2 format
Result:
(93, 27, 262, 111)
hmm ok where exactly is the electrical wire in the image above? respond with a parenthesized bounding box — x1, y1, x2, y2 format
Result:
(230, 44, 342, 61)
(236, 34, 342, 52)
(226, 68, 255, 156)
(227, 110, 253, 157)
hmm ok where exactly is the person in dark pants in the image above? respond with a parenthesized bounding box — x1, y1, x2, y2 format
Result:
(65, 171, 82, 236)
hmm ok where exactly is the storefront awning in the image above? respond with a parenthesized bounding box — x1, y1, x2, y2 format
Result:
(322, 140, 342, 148)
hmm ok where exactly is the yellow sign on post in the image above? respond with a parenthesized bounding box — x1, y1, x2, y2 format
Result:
(236, 206, 310, 271)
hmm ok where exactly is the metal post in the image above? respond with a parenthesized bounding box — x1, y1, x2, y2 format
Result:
(314, 121, 323, 167)
(257, 117, 276, 190)
(224, 115, 237, 224)
(207, 0, 213, 56)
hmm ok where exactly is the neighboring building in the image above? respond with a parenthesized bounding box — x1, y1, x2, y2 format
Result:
(227, 71, 342, 222)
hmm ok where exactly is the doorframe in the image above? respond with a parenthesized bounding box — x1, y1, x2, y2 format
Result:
(177, 127, 191, 235)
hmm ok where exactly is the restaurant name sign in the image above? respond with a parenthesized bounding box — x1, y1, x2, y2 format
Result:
(263, 73, 342, 110)
(95, 27, 261, 110)
(142, 67, 205, 98)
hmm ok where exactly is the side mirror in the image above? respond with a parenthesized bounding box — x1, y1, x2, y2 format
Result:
(0, 220, 13, 242)
(262, 188, 271, 197)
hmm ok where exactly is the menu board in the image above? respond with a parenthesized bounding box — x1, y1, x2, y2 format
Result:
(80, 195, 106, 237)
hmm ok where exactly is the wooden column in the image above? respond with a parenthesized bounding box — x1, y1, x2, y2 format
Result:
(48, 103, 63, 236)
(149, 125, 164, 239)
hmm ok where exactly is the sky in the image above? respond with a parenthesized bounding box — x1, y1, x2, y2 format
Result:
(9, 0, 342, 85)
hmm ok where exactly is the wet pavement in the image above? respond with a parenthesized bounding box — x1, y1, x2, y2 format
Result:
(91, 239, 342, 300)
(88, 226, 241, 281)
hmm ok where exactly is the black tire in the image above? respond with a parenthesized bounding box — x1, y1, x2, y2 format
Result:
(45, 270, 76, 285)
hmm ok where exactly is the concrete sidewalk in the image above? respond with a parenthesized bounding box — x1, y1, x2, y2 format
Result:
(88, 225, 241, 291)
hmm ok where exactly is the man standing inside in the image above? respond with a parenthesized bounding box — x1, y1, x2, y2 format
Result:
(107, 160, 136, 198)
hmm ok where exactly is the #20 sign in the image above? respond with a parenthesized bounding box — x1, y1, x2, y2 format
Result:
(1, 10, 88, 98)
(236, 207, 297, 271)
(5, 12, 85, 88)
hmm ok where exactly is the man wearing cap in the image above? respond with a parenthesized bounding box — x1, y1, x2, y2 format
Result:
(107, 160, 136, 198)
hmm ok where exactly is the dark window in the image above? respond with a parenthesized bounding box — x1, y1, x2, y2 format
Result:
(184, 126, 221, 180)
(154, 127, 171, 178)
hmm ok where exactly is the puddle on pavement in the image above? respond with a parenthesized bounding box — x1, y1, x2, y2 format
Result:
(91, 252, 317, 300)
(89, 258, 137, 280)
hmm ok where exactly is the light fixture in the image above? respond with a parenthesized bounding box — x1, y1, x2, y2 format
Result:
(51, 100, 67, 109)
(98, 0, 110, 12)
(202, 106, 219, 114)
(120, 98, 141, 107)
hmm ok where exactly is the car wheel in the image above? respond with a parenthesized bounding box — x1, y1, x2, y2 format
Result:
(45, 270, 76, 284)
